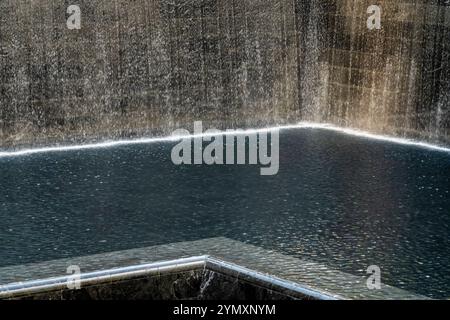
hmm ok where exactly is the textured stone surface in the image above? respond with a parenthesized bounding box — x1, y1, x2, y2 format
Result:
(7, 270, 298, 300)
(0, 237, 428, 299)
(0, 0, 448, 148)
(16, 271, 204, 300)
(9, 269, 299, 300)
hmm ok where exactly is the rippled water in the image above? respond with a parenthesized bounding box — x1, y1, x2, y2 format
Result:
(1, 128, 449, 298)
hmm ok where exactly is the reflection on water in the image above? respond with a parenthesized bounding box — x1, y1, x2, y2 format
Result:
(0, 129, 449, 298)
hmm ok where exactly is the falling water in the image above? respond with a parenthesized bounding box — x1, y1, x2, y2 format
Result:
(0, 0, 448, 148)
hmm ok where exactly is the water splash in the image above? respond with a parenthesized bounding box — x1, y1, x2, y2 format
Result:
(0, 122, 448, 158)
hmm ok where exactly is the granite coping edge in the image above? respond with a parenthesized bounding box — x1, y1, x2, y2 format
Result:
(0, 237, 430, 300)
(0, 255, 338, 300)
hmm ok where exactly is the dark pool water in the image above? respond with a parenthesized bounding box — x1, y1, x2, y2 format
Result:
(1, 128, 449, 298)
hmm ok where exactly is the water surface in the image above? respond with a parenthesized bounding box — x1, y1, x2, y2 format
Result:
(1, 128, 449, 298)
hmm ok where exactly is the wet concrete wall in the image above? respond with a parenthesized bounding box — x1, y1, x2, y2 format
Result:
(316, 0, 450, 143)
(0, 0, 448, 148)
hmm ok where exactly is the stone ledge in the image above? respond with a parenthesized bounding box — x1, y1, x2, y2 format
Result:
(0, 256, 336, 300)
(0, 237, 429, 300)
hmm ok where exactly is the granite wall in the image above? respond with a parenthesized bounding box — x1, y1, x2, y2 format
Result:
(7, 269, 300, 300)
(0, 0, 448, 148)
(318, 0, 450, 143)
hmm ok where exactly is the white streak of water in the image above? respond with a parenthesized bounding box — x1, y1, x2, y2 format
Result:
(295, 122, 450, 153)
(0, 122, 449, 158)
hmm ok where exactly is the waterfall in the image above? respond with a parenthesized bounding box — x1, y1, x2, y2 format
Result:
(0, 0, 448, 148)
